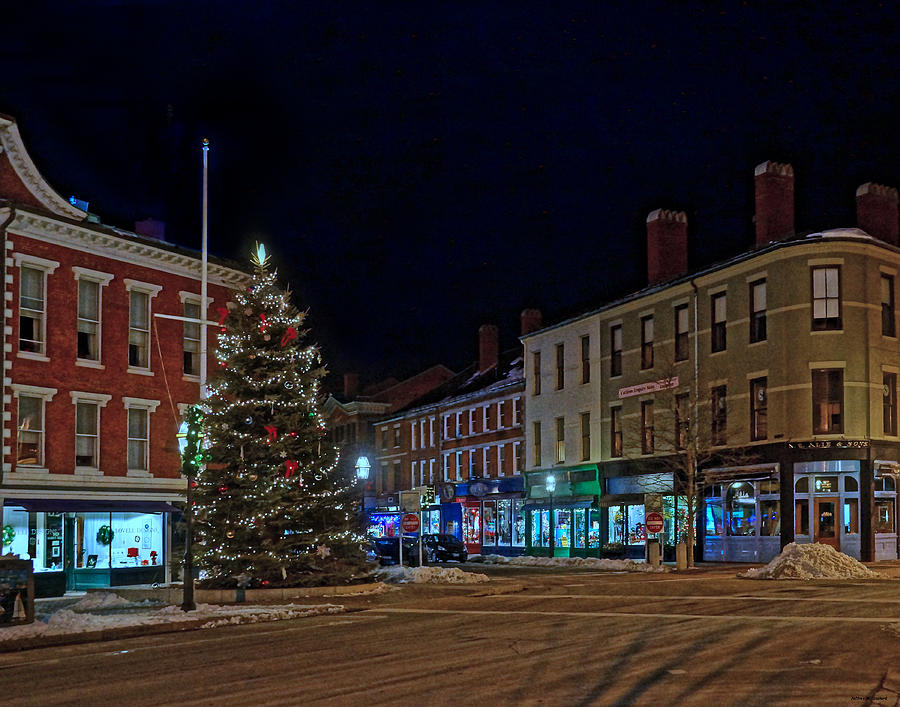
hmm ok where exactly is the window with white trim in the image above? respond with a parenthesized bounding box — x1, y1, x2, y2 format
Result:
(499, 444, 507, 475)
(20, 266, 46, 355)
(129, 290, 150, 368)
(17, 395, 44, 466)
(76, 279, 100, 361)
(127, 407, 149, 471)
(183, 300, 201, 376)
(75, 401, 100, 467)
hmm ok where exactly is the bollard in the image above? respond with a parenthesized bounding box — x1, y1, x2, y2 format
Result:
(648, 539, 661, 568)
(676, 542, 688, 570)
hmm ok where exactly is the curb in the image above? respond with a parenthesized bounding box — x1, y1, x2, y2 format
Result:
(80, 581, 386, 604)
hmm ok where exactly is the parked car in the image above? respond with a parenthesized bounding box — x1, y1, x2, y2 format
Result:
(371, 536, 421, 566)
(422, 534, 468, 563)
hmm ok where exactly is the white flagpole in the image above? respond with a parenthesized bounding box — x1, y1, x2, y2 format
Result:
(200, 137, 209, 400)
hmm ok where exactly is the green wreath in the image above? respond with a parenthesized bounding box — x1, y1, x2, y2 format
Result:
(1, 524, 14, 547)
(96, 525, 114, 546)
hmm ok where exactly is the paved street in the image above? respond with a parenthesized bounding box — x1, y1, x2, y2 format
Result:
(4, 565, 900, 706)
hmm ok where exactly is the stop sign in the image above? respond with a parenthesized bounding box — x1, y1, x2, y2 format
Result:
(401, 513, 420, 533)
(645, 512, 664, 534)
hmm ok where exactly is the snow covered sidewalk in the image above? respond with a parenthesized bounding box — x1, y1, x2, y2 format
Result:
(377, 565, 490, 584)
(0, 591, 346, 652)
(469, 554, 671, 573)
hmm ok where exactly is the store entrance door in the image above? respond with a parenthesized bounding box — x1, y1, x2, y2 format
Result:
(814, 497, 840, 550)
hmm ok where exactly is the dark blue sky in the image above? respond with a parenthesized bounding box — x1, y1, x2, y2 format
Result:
(3, 2, 899, 385)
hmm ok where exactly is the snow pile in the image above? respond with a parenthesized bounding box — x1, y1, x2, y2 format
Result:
(742, 542, 884, 580)
(378, 566, 490, 584)
(0, 602, 344, 642)
(68, 592, 154, 611)
(471, 554, 668, 573)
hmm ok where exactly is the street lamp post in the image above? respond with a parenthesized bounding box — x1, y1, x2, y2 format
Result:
(546, 473, 556, 558)
(355, 455, 371, 530)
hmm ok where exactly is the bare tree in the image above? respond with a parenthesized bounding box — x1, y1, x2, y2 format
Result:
(618, 361, 757, 567)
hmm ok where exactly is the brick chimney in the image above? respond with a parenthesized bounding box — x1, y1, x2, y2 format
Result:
(478, 324, 499, 372)
(646, 209, 688, 285)
(754, 161, 794, 246)
(856, 183, 899, 246)
(520, 309, 543, 336)
(343, 372, 359, 399)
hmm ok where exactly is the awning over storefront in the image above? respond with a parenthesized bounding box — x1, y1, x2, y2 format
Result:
(703, 465, 778, 486)
(3, 499, 180, 513)
(523, 496, 596, 511)
(598, 493, 645, 507)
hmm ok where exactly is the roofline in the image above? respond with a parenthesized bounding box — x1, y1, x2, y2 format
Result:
(374, 378, 525, 425)
(520, 229, 899, 341)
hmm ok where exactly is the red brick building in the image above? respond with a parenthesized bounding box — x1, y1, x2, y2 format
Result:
(0, 114, 246, 594)
(371, 311, 541, 556)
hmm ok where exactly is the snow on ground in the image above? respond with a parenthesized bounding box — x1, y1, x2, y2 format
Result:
(470, 554, 670, 573)
(741, 542, 884, 580)
(377, 566, 490, 584)
(0, 592, 344, 642)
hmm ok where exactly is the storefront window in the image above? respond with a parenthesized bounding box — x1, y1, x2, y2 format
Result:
(513, 500, 526, 547)
(845, 476, 859, 492)
(497, 500, 511, 546)
(423, 509, 441, 535)
(795, 477, 809, 493)
(608, 506, 626, 544)
(814, 476, 839, 493)
(482, 501, 496, 546)
(463, 506, 481, 545)
(726, 482, 755, 536)
(573, 508, 585, 548)
(844, 499, 859, 534)
(588, 511, 600, 548)
(369, 513, 400, 538)
(3, 508, 63, 572)
(705, 503, 723, 536)
(554, 509, 571, 548)
(109, 513, 163, 567)
(540, 510, 549, 546)
(626, 504, 645, 545)
(875, 500, 895, 533)
(759, 499, 780, 536)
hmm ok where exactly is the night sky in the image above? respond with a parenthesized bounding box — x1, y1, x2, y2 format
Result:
(3, 2, 899, 386)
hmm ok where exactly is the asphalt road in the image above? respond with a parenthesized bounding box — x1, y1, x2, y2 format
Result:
(4, 564, 900, 706)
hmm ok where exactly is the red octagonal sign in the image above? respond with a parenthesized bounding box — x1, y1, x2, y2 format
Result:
(645, 512, 664, 534)
(401, 513, 420, 533)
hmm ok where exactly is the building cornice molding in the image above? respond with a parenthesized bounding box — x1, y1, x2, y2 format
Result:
(8, 211, 247, 289)
(0, 116, 87, 220)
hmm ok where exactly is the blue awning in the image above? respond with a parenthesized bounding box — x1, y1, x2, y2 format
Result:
(4, 499, 180, 513)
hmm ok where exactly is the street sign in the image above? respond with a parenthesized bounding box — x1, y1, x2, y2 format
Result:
(645, 512, 664, 534)
(401, 513, 420, 533)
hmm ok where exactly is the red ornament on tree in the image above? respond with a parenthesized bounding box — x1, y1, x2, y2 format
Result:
(217, 307, 229, 326)
(284, 460, 299, 478)
(218, 485, 228, 493)
(280, 326, 298, 347)
(259, 313, 268, 332)
(265, 425, 278, 443)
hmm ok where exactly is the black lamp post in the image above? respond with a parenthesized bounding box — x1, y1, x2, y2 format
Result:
(546, 473, 556, 557)
(177, 406, 203, 612)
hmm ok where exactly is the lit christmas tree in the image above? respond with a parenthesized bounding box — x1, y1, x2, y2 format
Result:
(194, 244, 368, 588)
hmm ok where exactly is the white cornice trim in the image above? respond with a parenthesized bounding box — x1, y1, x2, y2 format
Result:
(8, 212, 248, 289)
(122, 396, 161, 412)
(123, 278, 163, 297)
(69, 391, 112, 406)
(178, 290, 213, 305)
(0, 117, 87, 220)
(10, 383, 57, 400)
(12, 252, 60, 274)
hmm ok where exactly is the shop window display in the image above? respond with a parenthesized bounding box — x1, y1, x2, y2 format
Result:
(555, 509, 571, 548)
(482, 502, 496, 546)
(513, 500, 526, 547)
(422, 510, 441, 535)
(497, 500, 511, 546)
(463, 507, 481, 545)
(725, 482, 756, 536)
(588, 512, 600, 548)
(626, 504, 646, 545)
(844, 499, 859, 534)
(608, 506, 626, 544)
(875, 500, 895, 533)
(705, 503, 724, 536)
(573, 508, 585, 548)
(759, 499, 780, 536)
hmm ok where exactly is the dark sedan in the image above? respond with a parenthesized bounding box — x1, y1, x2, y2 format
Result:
(422, 534, 468, 563)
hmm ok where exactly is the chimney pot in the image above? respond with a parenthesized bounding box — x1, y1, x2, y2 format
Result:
(856, 182, 899, 246)
(754, 161, 794, 246)
(478, 324, 499, 372)
(520, 309, 543, 336)
(646, 209, 688, 285)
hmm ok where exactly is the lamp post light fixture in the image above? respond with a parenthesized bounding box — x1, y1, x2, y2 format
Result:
(355, 455, 371, 481)
(546, 473, 556, 557)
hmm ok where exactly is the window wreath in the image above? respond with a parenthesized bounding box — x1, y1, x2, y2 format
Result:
(96, 525, 114, 546)
(2, 524, 14, 548)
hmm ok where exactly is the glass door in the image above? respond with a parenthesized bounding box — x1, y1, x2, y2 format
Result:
(814, 497, 840, 550)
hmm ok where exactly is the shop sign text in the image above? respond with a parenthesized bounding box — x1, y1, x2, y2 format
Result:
(618, 377, 679, 399)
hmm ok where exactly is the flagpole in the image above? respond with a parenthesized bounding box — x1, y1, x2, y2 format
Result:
(182, 137, 209, 612)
